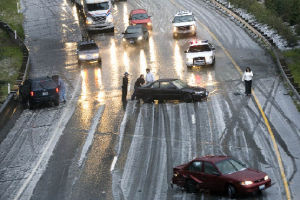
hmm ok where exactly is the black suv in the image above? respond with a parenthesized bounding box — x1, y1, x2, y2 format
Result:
(19, 77, 59, 109)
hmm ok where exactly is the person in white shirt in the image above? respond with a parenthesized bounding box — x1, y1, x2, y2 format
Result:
(145, 68, 154, 84)
(242, 67, 253, 96)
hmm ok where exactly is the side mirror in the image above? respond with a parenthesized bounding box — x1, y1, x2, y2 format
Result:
(184, 50, 188, 53)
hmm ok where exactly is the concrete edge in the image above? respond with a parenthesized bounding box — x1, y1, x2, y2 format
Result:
(211, 0, 300, 101)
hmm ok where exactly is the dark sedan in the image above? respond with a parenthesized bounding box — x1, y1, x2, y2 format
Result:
(135, 79, 208, 103)
(172, 156, 271, 198)
(19, 77, 59, 109)
(122, 24, 149, 45)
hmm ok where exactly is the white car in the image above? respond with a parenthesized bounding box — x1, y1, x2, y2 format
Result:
(172, 11, 196, 38)
(184, 40, 216, 67)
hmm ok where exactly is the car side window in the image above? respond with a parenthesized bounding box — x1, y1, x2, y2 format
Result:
(160, 82, 173, 89)
(204, 162, 219, 175)
(189, 161, 202, 172)
(151, 82, 159, 88)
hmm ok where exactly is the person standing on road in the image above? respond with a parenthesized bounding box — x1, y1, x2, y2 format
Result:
(122, 72, 129, 102)
(131, 74, 145, 100)
(52, 75, 66, 103)
(242, 67, 253, 96)
(145, 68, 154, 84)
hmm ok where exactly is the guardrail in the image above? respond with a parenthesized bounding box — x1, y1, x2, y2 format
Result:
(0, 20, 30, 134)
(211, 0, 300, 101)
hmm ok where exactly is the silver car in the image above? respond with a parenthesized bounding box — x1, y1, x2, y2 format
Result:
(77, 41, 101, 63)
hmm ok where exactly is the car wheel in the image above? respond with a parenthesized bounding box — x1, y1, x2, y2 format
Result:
(110, 27, 115, 33)
(185, 179, 197, 193)
(183, 93, 192, 103)
(54, 99, 59, 106)
(227, 184, 236, 198)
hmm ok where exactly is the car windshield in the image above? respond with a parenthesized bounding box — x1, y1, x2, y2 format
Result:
(131, 13, 148, 20)
(78, 43, 98, 51)
(172, 80, 188, 89)
(189, 44, 211, 52)
(32, 80, 56, 90)
(173, 15, 194, 23)
(87, 2, 109, 11)
(216, 158, 247, 175)
(126, 27, 142, 34)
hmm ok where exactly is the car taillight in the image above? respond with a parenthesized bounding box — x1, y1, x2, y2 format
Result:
(56, 88, 59, 93)
(30, 91, 34, 96)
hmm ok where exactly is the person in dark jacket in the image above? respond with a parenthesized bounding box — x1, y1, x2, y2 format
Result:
(122, 72, 129, 102)
(19, 80, 30, 106)
(131, 74, 145, 100)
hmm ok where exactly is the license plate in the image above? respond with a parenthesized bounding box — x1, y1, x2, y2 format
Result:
(259, 184, 265, 190)
(42, 92, 48, 96)
(194, 61, 204, 65)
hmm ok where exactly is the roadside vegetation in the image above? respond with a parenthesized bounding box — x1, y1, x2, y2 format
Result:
(283, 49, 300, 86)
(0, 0, 24, 103)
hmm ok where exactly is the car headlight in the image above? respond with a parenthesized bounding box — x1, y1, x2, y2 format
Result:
(191, 25, 195, 30)
(173, 27, 177, 32)
(241, 181, 253, 185)
(137, 36, 143, 41)
(79, 54, 86, 59)
(123, 38, 126, 42)
(147, 22, 152, 26)
(187, 57, 193, 63)
(86, 17, 93, 25)
(107, 16, 113, 23)
(264, 175, 269, 181)
(195, 91, 204, 95)
(92, 53, 99, 58)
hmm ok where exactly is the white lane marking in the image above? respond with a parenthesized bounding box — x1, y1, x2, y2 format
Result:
(78, 105, 105, 167)
(191, 114, 195, 124)
(14, 75, 81, 200)
(110, 156, 118, 172)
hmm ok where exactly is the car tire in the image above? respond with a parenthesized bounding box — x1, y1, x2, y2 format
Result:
(185, 179, 197, 193)
(110, 27, 115, 33)
(227, 184, 236, 198)
(54, 99, 59, 106)
(183, 93, 192, 103)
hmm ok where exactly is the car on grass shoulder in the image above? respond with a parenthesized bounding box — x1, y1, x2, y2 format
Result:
(129, 9, 152, 30)
(185, 40, 215, 68)
(122, 24, 149, 45)
(19, 77, 60, 109)
(172, 11, 196, 38)
(82, 0, 114, 32)
(136, 79, 208, 103)
(77, 40, 101, 64)
(172, 156, 271, 198)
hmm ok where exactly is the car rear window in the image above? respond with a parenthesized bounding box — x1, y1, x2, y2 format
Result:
(189, 44, 211, 52)
(216, 158, 246, 175)
(87, 2, 109, 11)
(78, 43, 98, 51)
(131, 13, 148, 20)
(32, 80, 57, 90)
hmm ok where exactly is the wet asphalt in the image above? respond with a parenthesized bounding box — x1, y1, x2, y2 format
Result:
(0, 0, 300, 200)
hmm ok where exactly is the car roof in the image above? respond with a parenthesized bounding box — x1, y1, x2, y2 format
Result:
(86, 0, 109, 4)
(189, 40, 209, 46)
(175, 10, 193, 17)
(193, 155, 231, 163)
(130, 9, 147, 15)
(29, 76, 53, 82)
(155, 78, 179, 82)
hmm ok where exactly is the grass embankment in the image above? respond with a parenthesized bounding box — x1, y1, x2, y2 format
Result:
(283, 49, 300, 86)
(0, 0, 24, 103)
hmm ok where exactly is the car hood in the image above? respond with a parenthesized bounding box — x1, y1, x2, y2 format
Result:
(173, 21, 195, 27)
(131, 18, 151, 24)
(124, 33, 142, 39)
(78, 49, 99, 55)
(224, 168, 266, 182)
(186, 51, 213, 59)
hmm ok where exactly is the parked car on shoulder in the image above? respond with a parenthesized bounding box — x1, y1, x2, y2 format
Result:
(172, 155, 271, 198)
(122, 24, 149, 45)
(129, 9, 152, 30)
(19, 77, 60, 109)
(135, 79, 208, 103)
(77, 40, 101, 63)
(185, 39, 215, 67)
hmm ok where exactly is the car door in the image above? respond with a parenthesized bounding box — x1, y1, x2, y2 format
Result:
(159, 81, 181, 100)
(186, 161, 204, 187)
(148, 81, 160, 100)
(201, 161, 223, 191)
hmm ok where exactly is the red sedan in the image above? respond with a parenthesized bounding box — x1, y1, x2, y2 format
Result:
(129, 9, 152, 30)
(172, 156, 271, 198)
